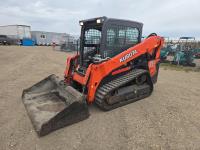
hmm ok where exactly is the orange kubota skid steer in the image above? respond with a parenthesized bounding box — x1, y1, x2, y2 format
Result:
(22, 17, 164, 136)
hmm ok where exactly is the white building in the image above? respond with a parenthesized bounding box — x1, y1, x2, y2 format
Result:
(0, 25, 31, 39)
(31, 31, 70, 46)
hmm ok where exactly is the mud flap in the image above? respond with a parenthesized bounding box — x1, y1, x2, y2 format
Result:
(22, 75, 90, 136)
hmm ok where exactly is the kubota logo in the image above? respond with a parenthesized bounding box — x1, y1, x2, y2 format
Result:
(120, 50, 138, 62)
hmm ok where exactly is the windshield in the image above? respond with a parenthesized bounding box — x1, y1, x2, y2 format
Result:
(82, 27, 102, 57)
(84, 28, 101, 45)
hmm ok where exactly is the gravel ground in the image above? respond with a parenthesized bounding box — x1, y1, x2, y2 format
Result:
(0, 46, 200, 150)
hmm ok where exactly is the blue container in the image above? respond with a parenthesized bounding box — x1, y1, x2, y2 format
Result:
(22, 38, 35, 46)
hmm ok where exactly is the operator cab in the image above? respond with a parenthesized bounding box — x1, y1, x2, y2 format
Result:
(78, 16, 143, 74)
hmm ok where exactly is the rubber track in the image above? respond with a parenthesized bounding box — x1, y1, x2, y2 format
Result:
(95, 69, 151, 110)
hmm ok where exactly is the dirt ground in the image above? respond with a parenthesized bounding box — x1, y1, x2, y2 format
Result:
(0, 46, 200, 150)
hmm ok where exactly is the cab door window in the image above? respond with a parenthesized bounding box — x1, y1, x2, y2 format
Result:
(105, 26, 139, 57)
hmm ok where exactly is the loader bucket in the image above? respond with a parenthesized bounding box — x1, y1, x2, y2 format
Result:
(22, 75, 89, 136)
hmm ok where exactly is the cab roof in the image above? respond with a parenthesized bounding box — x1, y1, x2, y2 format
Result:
(79, 16, 143, 28)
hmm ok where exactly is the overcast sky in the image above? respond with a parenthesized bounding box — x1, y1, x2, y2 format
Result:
(0, 0, 199, 37)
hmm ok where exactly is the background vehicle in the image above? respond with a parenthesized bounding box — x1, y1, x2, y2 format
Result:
(172, 37, 196, 66)
(172, 51, 196, 66)
(0, 35, 17, 45)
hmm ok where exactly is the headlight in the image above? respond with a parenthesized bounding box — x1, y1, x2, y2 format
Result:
(96, 19, 101, 24)
(79, 22, 84, 26)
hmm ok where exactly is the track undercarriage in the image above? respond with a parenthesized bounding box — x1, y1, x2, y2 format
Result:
(95, 69, 153, 110)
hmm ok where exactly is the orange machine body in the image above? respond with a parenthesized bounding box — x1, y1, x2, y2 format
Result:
(64, 36, 164, 103)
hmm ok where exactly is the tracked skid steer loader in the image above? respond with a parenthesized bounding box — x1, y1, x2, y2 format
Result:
(22, 16, 164, 136)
